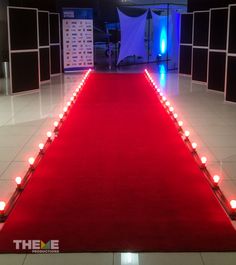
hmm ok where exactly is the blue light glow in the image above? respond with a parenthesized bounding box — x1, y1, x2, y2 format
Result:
(160, 28, 167, 54)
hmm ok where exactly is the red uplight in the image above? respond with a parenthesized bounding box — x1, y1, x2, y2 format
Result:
(54, 121, 59, 128)
(201, 156, 207, 165)
(192, 142, 197, 150)
(28, 157, 35, 166)
(230, 200, 236, 210)
(178, 121, 183, 127)
(169, 107, 174, 112)
(0, 201, 6, 212)
(15, 176, 22, 185)
(47, 131, 52, 139)
(184, 130, 190, 138)
(213, 175, 220, 184)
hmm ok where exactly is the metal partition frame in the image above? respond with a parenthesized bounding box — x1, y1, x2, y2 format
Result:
(179, 13, 193, 76)
(38, 10, 51, 83)
(50, 12, 61, 76)
(191, 10, 209, 84)
(225, 4, 236, 103)
(7, 6, 40, 94)
(207, 7, 228, 93)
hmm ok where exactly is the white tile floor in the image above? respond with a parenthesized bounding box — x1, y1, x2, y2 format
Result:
(0, 68, 236, 264)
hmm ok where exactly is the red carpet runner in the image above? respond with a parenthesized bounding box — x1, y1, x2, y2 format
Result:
(1, 73, 236, 252)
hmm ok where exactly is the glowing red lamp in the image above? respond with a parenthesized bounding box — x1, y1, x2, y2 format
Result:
(169, 106, 174, 113)
(0, 201, 6, 215)
(165, 101, 170, 107)
(213, 175, 220, 185)
(47, 131, 52, 140)
(184, 130, 190, 139)
(39, 143, 44, 151)
(15, 176, 22, 189)
(28, 157, 35, 166)
(54, 121, 59, 128)
(201, 156, 207, 166)
(230, 200, 236, 210)
(192, 142, 197, 150)
(59, 113, 63, 120)
(178, 121, 183, 127)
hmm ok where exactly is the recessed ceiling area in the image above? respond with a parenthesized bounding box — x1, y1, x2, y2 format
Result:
(120, 0, 187, 5)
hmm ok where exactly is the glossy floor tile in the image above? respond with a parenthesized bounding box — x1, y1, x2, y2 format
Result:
(23, 253, 113, 265)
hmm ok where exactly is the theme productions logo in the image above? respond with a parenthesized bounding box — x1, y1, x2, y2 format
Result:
(13, 240, 59, 253)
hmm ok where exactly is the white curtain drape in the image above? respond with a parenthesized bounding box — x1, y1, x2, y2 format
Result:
(117, 9, 148, 65)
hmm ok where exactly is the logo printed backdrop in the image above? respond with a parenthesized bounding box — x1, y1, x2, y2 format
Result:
(62, 8, 94, 72)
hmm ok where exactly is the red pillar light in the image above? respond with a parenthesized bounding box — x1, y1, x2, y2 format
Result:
(165, 101, 170, 107)
(15, 176, 22, 189)
(59, 113, 63, 120)
(53, 122, 59, 134)
(0, 201, 6, 216)
(47, 131, 52, 141)
(192, 142, 197, 151)
(184, 130, 190, 140)
(28, 157, 35, 169)
(63, 107, 68, 113)
(39, 143, 44, 152)
(178, 120, 183, 128)
(201, 156, 207, 167)
(54, 121, 59, 128)
(230, 200, 236, 210)
(213, 175, 220, 187)
(169, 106, 174, 113)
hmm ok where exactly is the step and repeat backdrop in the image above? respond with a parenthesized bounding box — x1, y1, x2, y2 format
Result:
(179, 4, 236, 103)
(62, 8, 94, 73)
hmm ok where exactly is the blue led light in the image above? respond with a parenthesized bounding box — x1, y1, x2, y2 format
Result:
(160, 28, 167, 54)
